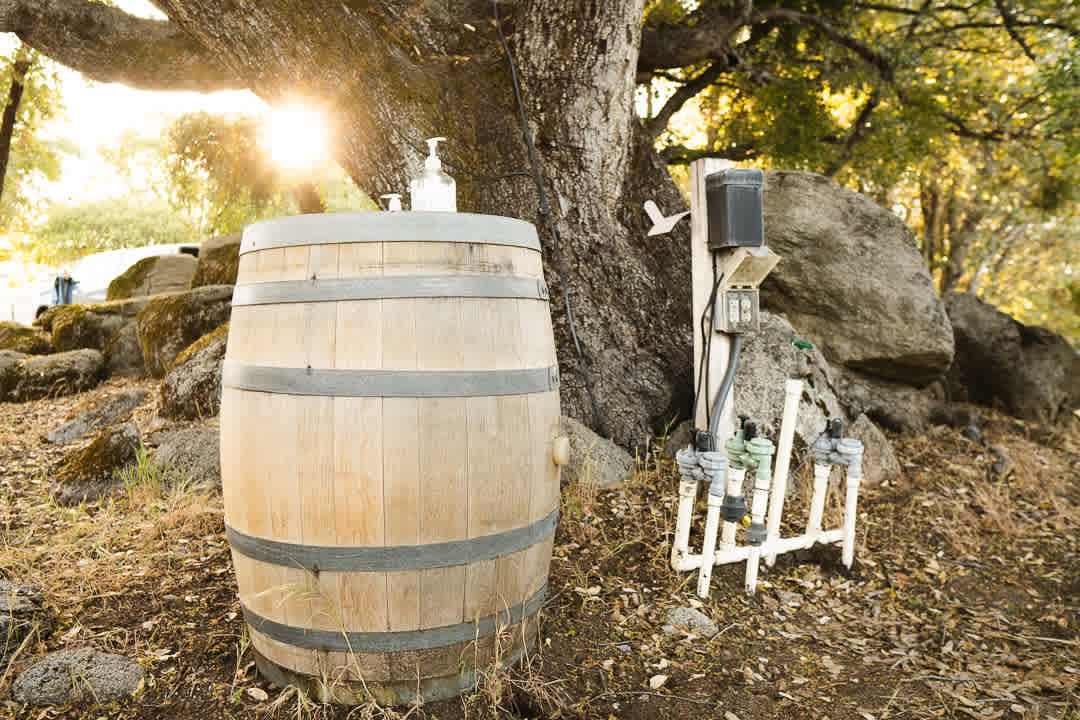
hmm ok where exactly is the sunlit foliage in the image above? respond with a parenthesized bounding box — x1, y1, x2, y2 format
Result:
(645, 0, 1078, 344)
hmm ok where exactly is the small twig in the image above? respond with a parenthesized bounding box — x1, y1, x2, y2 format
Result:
(709, 622, 742, 641)
(904, 674, 985, 683)
(1004, 633, 1078, 646)
(589, 691, 712, 705)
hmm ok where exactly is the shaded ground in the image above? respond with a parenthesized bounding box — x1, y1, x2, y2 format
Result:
(0, 377, 1077, 719)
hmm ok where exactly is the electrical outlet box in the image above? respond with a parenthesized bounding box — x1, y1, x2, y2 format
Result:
(706, 169, 764, 250)
(715, 289, 760, 333)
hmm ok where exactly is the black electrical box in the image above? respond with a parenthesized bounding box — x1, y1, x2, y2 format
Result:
(706, 168, 764, 250)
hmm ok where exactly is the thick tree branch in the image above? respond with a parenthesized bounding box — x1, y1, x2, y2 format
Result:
(639, 0, 753, 71)
(645, 61, 730, 138)
(661, 144, 759, 165)
(0, 0, 244, 91)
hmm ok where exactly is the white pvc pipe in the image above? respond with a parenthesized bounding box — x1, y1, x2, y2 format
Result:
(806, 462, 831, 536)
(765, 379, 802, 566)
(744, 464, 772, 595)
(673, 528, 847, 570)
(696, 492, 722, 598)
(719, 467, 746, 553)
(672, 478, 697, 569)
(841, 470, 859, 568)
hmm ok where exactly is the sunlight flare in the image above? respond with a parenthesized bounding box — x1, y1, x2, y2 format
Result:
(263, 104, 330, 172)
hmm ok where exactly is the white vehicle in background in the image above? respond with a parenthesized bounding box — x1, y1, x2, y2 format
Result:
(36, 243, 199, 317)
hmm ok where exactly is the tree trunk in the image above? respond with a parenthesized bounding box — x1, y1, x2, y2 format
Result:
(0, 45, 32, 202)
(294, 181, 326, 214)
(139, 0, 692, 446)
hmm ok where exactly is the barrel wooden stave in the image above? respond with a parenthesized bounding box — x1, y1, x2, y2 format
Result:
(221, 213, 559, 703)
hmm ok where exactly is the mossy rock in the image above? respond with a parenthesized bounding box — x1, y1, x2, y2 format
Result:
(0, 349, 26, 399)
(103, 324, 144, 376)
(0, 321, 51, 355)
(107, 254, 197, 301)
(34, 305, 62, 332)
(160, 323, 229, 420)
(190, 235, 241, 288)
(136, 286, 233, 378)
(11, 349, 106, 402)
(51, 424, 140, 505)
(49, 298, 150, 355)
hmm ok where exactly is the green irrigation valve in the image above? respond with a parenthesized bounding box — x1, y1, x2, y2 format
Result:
(792, 339, 814, 350)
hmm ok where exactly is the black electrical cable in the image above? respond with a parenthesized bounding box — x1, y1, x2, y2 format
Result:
(690, 267, 724, 436)
(708, 333, 743, 440)
(493, 0, 608, 438)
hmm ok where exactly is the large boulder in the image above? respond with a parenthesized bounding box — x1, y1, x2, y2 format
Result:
(13, 648, 145, 705)
(136, 285, 233, 378)
(733, 311, 844, 446)
(0, 581, 53, 662)
(46, 388, 150, 444)
(159, 323, 228, 419)
(761, 171, 954, 386)
(0, 321, 51, 355)
(832, 365, 934, 434)
(49, 298, 150, 353)
(51, 424, 140, 505)
(190, 235, 241, 287)
(7, 349, 106, 402)
(945, 291, 1080, 423)
(106, 253, 197, 300)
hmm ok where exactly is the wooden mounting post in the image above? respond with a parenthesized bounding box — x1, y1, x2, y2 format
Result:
(690, 158, 736, 445)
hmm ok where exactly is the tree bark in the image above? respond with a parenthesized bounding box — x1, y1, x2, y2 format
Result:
(0, 43, 30, 202)
(3, 0, 693, 446)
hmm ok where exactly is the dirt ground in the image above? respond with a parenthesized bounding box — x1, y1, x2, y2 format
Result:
(1, 377, 1077, 720)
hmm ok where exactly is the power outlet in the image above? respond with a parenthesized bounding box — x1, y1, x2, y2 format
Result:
(714, 289, 760, 333)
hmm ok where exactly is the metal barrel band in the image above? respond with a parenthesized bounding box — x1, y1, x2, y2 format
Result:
(226, 508, 558, 572)
(240, 212, 541, 256)
(222, 362, 560, 397)
(232, 274, 549, 306)
(241, 584, 547, 653)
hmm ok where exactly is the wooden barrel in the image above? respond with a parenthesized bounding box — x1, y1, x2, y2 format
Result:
(219, 212, 561, 705)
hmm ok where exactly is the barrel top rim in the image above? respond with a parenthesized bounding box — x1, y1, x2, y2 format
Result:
(240, 211, 541, 255)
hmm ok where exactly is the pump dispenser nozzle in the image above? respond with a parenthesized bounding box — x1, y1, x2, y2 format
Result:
(410, 136, 456, 212)
(425, 137, 446, 169)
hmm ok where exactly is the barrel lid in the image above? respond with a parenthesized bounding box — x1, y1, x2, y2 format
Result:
(240, 212, 541, 256)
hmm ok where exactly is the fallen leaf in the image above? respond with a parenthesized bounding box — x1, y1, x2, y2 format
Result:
(246, 687, 269, 702)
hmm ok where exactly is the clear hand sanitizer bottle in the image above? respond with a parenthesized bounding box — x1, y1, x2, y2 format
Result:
(409, 137, 456, 212)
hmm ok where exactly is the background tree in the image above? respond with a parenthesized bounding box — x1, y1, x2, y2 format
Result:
(163, 111, 372, 237)
(14, 197, 194, 267)
(0, 0, 1075, 440)
(0, 40, 62, 233)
